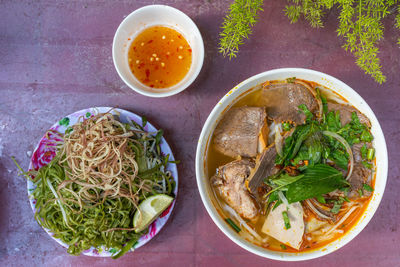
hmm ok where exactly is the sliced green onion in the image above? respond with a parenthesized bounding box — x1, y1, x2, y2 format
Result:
(282, 211, 291, 230)
(358, 189, 363, 197)
(367, 148, 375, 160)
(282, 122, 291, 131)
(363, 183, 374, 192)
(225, 218, 241, 233)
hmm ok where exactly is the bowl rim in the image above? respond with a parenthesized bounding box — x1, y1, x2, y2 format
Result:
(112, 4, 204, 98)
(195, 68, 388, 261)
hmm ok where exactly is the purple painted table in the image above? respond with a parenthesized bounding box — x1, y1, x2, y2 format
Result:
(1, 1, 399, 266)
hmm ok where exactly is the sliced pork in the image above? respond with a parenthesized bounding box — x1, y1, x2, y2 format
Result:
(213, 106, 268, 158)
(246, 145, 278, 196)
(261, 82, 318, 125)
(212, 159, 258, 220)
(348, 142, 372, 198)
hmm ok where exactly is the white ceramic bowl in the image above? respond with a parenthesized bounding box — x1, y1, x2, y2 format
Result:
(195, 68, 388, 261)
(112, 5, 204, 97)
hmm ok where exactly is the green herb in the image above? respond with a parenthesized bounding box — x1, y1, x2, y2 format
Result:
(282, 210, 291, 229)
(85, 112, 91, 118)
(340, 196, 350, 203)
(367, 148, 375, 161)
(282, 122, 292, 131)
(331, 201, 342, 214)
(286, 77, 296, 83)
(298, 104, 314, 122)
(285, 164, 349, 203)
(225, 218, 241, 232)
(361, 144, 368, 159)
(358, 189, 364, 197)
(112, 238, 138, 259)
(363, 183, 374, 192)
(280, 244, 287, 250)
(59, 117, 70, 126)
(360, 130, 373, 142)
(219, 0, 264, 59)
(316, 195, 326, 204)
(284, 0, 400, 83)
(141, 116, 148, 127)
(362, 161, 373, 169)
(265, 173, 304, 198)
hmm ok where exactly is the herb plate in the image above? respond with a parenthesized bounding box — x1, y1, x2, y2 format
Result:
(28, 107, 178, 257)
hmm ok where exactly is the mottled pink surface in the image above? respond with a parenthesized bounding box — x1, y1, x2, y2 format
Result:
(1, 1, 399, 266)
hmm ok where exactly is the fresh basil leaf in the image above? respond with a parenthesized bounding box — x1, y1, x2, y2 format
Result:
(285, 164, 349, 203)
(265, 173, 304, 198)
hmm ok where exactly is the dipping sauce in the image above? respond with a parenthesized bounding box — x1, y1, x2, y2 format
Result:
(128, 25, 192, 88)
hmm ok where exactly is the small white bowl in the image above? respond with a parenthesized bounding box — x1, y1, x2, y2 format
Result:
(112, 5, 204, 97)
(195, 68, 388, 261)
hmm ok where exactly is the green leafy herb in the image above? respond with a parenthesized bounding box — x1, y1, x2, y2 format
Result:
(225, 218, 241, 232)
(331, 201, 342, 214)
(360, 130, 373, 142)
(362, 161, 373, 169)
(298, 104, 314, 122)
(361, 144, 368, 159)
(280, 244, 287, 250)
(141, 116, 148, 127)
(59, 117, 70, 126)
(219, 0, 264, 59)
(363, 183, 374, 192)
(265, 173, 304, 198)
(286, 77, 296, 83)
(358, 189, 364, 197)
(316, 195, 326, 204)
(284, 0, 400, 83)
(282, 122, 292, 131)
(282, 210, 291, 229)
(285, 164, 349, 203)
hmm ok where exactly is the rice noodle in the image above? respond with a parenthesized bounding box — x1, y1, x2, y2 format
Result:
(305, 199, 332, 220)
(222, 204, 268, 243)
(55, 112, 160, 224)
(322, 131, 354, 181)
(324, 206, 358, 236)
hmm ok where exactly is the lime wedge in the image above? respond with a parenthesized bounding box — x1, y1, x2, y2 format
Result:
(133, 194, 174, 233)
